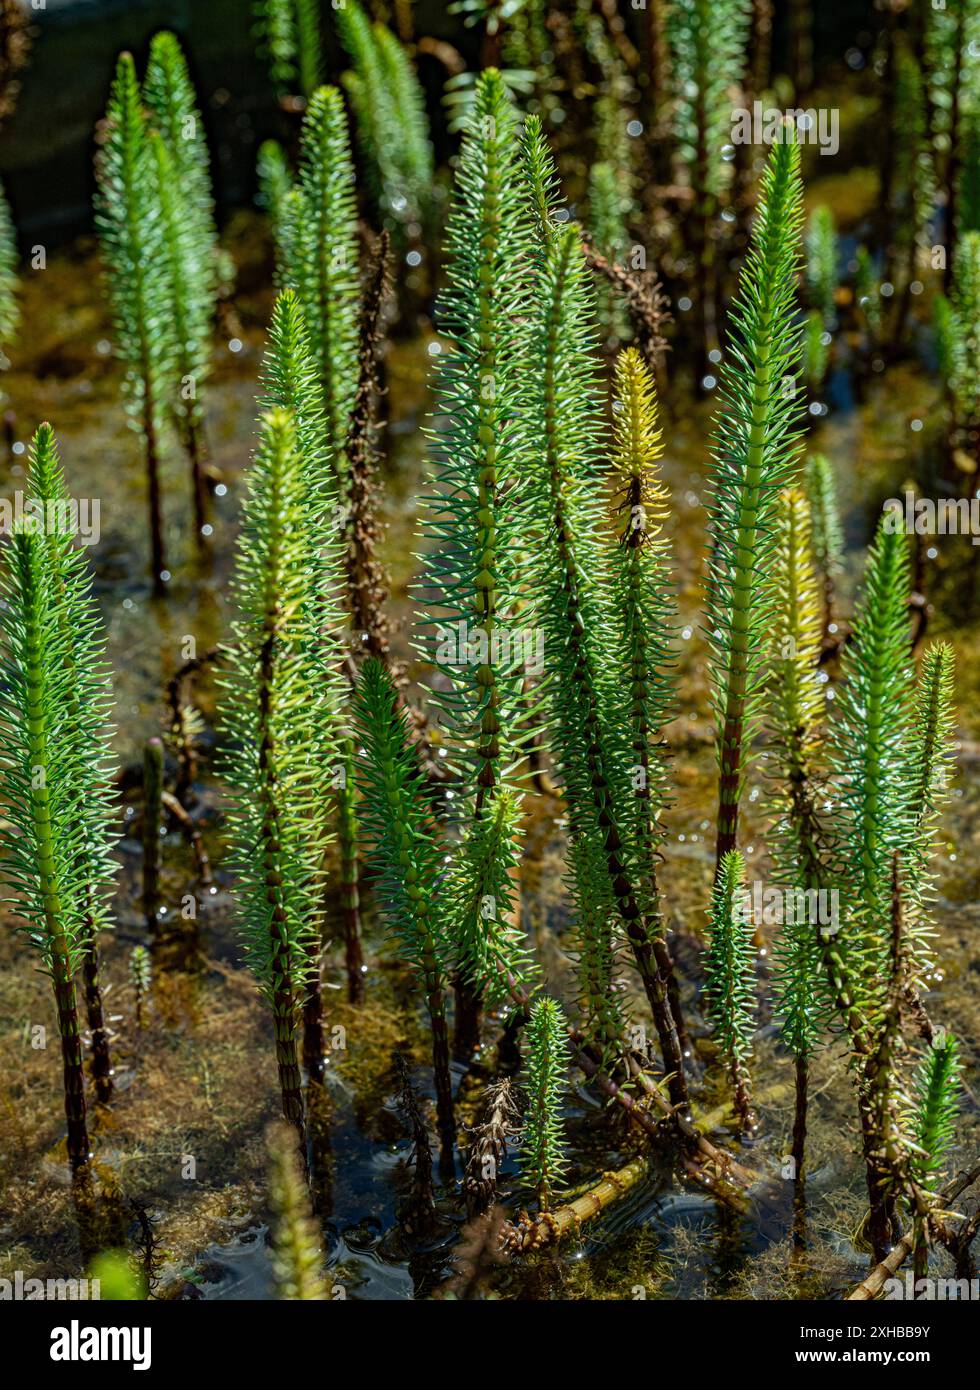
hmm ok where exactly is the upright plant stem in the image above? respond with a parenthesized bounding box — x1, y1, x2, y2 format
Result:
(19, 543, 90, 1171)
(338, 736, 364, 1004)
(142, 737, 164, 940)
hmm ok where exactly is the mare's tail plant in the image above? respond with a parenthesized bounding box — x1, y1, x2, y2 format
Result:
(95, 52, 177, 595)
(668, 0, 750, 371)
(0, 426, 119, 1167)
(277, 85, 359, 485)
(129, 946, 151, 1033)
(0, 175, 18, 381)
(907, 1032, 961, 1274)
(607, 346, 688, 1058)
(826, 520, 922, 1258)
(705, 131, 805, 874)
(422, 70, 533, 1037)
(335, 0, 434, 238)
(266, 1122, 329, 1299)
(142, 737, 163, 939)
(254, 0, 322, 102)
(353, 658, 457, 1172)
(704, 850, 756, 1135)
(934, 230, 980, 471)
(16, 425, 117, 1106)
(144, 32, 222, 542)
(258, 288, 347, 1055)
(805, 206, 838, 329)
(522, 215, 688, 1101)
(221, 407, 339, 1144)
(767, 487, 829, 1190)
(520, 997, 570, 1212)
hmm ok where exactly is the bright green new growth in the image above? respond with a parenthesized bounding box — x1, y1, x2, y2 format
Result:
(277, 86, 359, 482)
(0, 176, 19, 359)
(519, 113, 564, 245)
(521, 225, 637, 992)
(767, 488, 827, 1059)
(95, 54, 177, 407)
(805, 206, 838, 328)
(705, 133, 805, 870)
(908, 1034, 961, 1190)
(935, 230, 980, 427)
(704, 850, 756, 1131)
(143, 34, 224, 464)
(95, 51, 177, 587)
(143, 32, 221, 299)
(521, 997, 570, 1211)
(352, 658, 456, 1158)
(335, 1, 434, 234)
(254, 0, 322, 99)
(0, 426, 118, 1168)
(423, 69, 529, 803)
(266, 1122, 329, 1299)
(827, 521, 916, 1028)
(421, 72, 532, 1005)
(220, 406, 338, 1133)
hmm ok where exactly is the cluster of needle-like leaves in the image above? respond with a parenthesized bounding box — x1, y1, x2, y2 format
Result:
(766, 487, 829, 1060)
(352, 658, 456, 1156)
(95, 53, 177, 450)
(826, 522, 922, 1030)
(668, 0, 749, 203)
(704, 132, 805, 869)
(220, 405, 338, 1004)
(268, 86, 360, 483)
(703, 850, 756, 1130)
(254, 0, 322, 99)
(0, 426, 118, 1166)
(0, 425, 117, 977)
(335, 0, 434, 235)
(520, 996, 570, 1210)
(907, 1034, 961, 1190)
(935, 230, 980, 428)
(0, 176, 18, 366)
